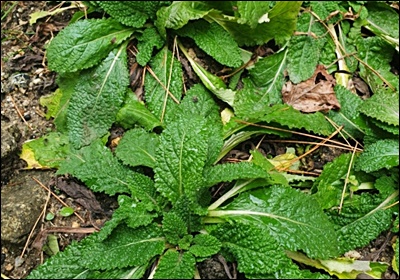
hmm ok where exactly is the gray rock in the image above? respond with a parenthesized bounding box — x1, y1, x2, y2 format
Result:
(1, 120, 21, 184)
(1, 170, 53, 244)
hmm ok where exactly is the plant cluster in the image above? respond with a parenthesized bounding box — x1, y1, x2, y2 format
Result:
(24, 1, 398, 279)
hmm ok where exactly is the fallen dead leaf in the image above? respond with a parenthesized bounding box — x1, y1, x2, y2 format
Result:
(282, 64, 341, 113)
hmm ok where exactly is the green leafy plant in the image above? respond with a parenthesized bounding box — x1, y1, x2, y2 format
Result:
(24, 1, 398, 279)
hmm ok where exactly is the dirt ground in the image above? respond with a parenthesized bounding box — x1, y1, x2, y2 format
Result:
(0, 1, 398, 279)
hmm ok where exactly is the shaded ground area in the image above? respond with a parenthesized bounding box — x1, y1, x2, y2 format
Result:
(0, 1, 398, 279)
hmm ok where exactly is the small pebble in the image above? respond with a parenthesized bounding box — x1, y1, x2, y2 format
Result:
(5, 263, 14, 271)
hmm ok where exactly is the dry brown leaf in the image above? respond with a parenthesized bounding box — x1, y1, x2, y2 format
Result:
(282, 65, 341, 113)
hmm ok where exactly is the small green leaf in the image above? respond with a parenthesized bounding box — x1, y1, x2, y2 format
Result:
(115, 128, 159, 168)
(189, 234, 221, 258)
(153, 250, 196, 279)
(59, 207, 74, 217)
(45, 212, 55, 221)
(136, 26, 165, 66)
(20, 132, 70, 169)
(355, 139, 399, 172)
(116, 89, 163, 131)
(80, 224, 165, 270)
(162, 212, 188, 245)
(47, 18, 134, 73)
(178, 41, 236, 106)
(58, 139, 156, 199)
(234, 50, 287, 117)
(203, 162, 270, 187)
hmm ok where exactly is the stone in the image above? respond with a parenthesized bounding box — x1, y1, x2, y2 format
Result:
(1, 170, 53, 244)
(1, 120, 21, 184)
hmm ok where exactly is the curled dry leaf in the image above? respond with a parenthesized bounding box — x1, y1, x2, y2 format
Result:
(282, 65, 341, 113)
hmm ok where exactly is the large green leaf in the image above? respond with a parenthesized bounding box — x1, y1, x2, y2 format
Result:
(207, 1, 302, 46)
(67, 43, 129, 149)
(365, 2, 399, 40)
(47, 18, 134, 73)
(169, 84, 224, 166)
(154, 113, 208, 207)
(336, 189, 398, 254)
(115, 128, 159, 168)
(359, 89, 399, 126)
(26, 230, 101, 279)
(144, 47, 183, 123)
(259, 104, 335, 136)
(312, 153, 353, 210)
(234, 50, 287, 117)
(155, 1, 214, 38)
(328, 85, 372, 139)
(356, 37, 398, 93)
(176, 20, 242, 67)
(236, 1, 273, 28)
(209, 185, 339, 259)
(287, 36, 320, 83)
(355, 139, 399, 172)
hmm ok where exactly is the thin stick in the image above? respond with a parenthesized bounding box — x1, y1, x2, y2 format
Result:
(247, 135, 266, 162)
(9, 94, 33, 130)
(338, 142, 358, 214)
(31, 176, 85, 223)
(274, 125, 343, 172)
(235, 119, 357, 150)
(160, 36, 177, 123)
(325, 116, 364, 149)
(127, 48, 180, 104)
(264, 139, 361, 152)
(19, 185, 51, 259)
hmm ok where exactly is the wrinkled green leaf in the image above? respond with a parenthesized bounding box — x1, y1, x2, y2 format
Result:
(236, 1, 273, 28)
(96, 1, 170, 28)
(177, 20, 242, 67)
(67, 43, 129, 149)
(47, 18, 134, 73)
(189, 234, 221, 258)
(203, 162, 270, 187)
(153, 250, 195, 279)
(210, 223, 290, 275)
(355, 139, 399, 172)
(115, 128, 159, 168)
(360, 89, 399, 126)
(136, 26, 165, 66)
(144, 47, 183, 122)
(234, 50, 287, 116)
(154, 113, 208, 207)
(287, 36, 319, 84)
